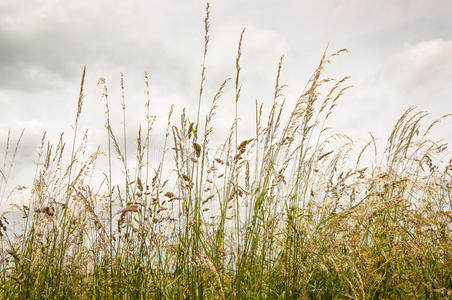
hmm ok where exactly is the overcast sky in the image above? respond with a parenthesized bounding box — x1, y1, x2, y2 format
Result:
(1, 0, 451, 193)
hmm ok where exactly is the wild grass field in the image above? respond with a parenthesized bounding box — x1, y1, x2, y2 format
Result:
(0, 4, 451, 299)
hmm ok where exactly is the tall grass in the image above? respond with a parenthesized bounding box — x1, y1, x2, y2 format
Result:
(0, 4, 451, 299)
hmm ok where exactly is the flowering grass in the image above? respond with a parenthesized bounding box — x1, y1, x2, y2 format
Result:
(0, 4, 451, 299)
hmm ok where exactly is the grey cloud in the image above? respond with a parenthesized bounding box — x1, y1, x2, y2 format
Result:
(0, 0, 206, 92)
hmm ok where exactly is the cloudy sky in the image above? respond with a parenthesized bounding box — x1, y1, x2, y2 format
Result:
(1, 0, 451, 191)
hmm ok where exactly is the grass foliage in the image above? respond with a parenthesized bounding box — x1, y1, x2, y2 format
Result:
(0, 4, 451, 299)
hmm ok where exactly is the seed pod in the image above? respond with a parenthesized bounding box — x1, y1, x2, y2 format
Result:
(164, 192, 174, 198)
(193, 142, 202, 157)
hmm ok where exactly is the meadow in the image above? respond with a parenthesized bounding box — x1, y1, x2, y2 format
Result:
(0, 4, 451, 299)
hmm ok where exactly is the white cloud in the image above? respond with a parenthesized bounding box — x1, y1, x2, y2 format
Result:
(369, 39, 452, 109)
(329, 39, 452, 146)
(391, 39, 452, 92)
